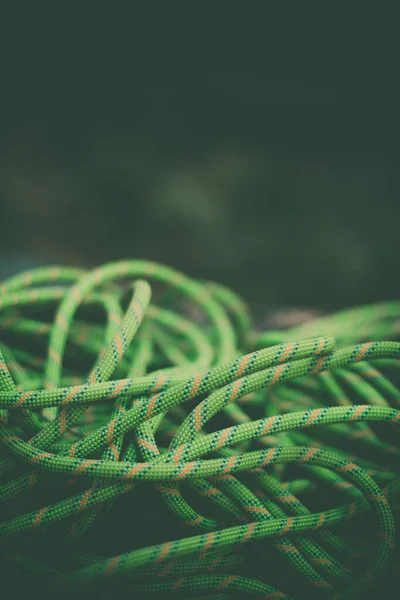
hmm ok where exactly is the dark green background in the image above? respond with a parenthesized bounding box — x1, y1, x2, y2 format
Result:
(1, 5, 398, 318)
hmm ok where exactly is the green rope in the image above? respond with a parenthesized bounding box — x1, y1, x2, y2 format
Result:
(1, 259, 400, 599)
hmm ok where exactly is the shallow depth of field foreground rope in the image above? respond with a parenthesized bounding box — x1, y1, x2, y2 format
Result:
(1, 260, 400, 600)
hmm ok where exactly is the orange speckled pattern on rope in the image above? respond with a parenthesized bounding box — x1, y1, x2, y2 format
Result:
(0, 260, 400, 599)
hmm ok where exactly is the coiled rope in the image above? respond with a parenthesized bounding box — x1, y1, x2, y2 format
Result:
(0, 260, 399, 599)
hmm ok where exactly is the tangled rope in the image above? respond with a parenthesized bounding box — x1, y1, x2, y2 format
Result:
(0, 260, 399, 599)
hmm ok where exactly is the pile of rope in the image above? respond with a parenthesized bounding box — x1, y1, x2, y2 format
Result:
(0, 260, 399, 599)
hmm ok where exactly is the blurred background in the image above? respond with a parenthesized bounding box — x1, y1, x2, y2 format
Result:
(1, 5, 398, 322)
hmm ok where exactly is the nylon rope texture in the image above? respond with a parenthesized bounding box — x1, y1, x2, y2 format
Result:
(0, 260, 399, 599)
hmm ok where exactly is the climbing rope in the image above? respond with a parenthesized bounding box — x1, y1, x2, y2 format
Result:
(0, 260, 399, 599)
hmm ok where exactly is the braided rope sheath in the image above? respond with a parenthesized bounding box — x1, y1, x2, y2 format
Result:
(1, 260, 400, 599)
